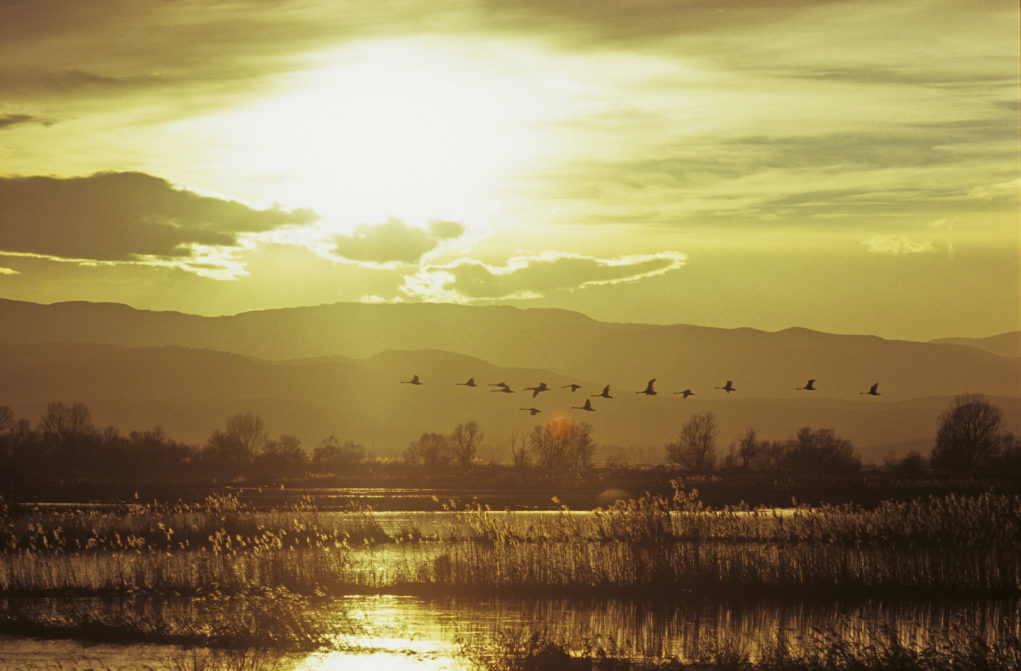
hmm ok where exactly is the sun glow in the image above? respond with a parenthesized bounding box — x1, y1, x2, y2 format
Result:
(174, 38, 559, 233)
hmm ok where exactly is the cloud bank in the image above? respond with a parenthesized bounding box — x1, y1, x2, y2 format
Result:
(401, 250, 686, 301)
(0, 172, 317, 273)
(327, 218, 466, 265)
(861, 235, 936, 256)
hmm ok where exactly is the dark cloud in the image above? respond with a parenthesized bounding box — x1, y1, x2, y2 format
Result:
(478, 0, 847, 46)
(329, 218, 466, 265)
(0, 113, 52, 130)
(0, 172, 317, 262)
(402, 251, 686, 301)
(428, 220, 466, 240)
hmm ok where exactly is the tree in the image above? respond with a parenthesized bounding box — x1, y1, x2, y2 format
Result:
(778, 427, 860, 474)
(449, 421, 483, 471)
(38, 401, 97, 473)
(257, 434, 309, 477)
(666, 412, 718, 472)
(509, 431, 530, 469)
(223, 412, 268, 454)
(529, 418, 595, 477)
(931, 393, 1009, 474)
(313, 436, 365, 474)
(737, 428, 760, 469)
(404, 432, 452, 471)
(198, 430, 252, 478)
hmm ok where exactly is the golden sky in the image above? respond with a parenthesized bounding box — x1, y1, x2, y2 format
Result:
(0, 0, 1018, 340)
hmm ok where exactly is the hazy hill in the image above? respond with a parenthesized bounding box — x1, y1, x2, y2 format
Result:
(0, 299, 1018, 402)
(930, 332, 1021, 359)
(2, 342, 1019, 463)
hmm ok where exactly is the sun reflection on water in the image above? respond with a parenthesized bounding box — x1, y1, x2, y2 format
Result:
(299, 595, 468, 671)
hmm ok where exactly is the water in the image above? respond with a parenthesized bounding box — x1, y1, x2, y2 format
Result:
(1, 594, 1017, 669)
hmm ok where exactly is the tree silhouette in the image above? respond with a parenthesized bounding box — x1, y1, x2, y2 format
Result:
(667, 412, 718, 472)
(931, 393, 1008, 474)
(779, 427, 860, 474)
(449, 421, 483, 471)
(223, 412, 268, 454)
(404, 432, 452, 471)
(313, 436, 365, 474)
(529, 418, 595, 477)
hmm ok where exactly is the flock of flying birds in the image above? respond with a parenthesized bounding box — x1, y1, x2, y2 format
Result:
(400, 375, 883, 416)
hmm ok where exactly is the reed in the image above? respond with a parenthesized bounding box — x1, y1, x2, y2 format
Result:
(461, 620, 1021, 671)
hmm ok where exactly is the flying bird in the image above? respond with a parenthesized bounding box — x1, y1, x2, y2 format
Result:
(402, 375, 422, 385)
(562, 383, 582, 392)
(571, 399, 595, 412)
(457, 377, 478, 387)
(520, 407, 542, 416)
(796, 379, 816, 391)
(674, 389, 695, 398)
(524, 382, 550, 398)
(591, 385, 613, 399)
(860, 382, 880, 396)
(491, 384, 515, 393)
(636, 379, 657, 396)
(716, 380, 736, 393)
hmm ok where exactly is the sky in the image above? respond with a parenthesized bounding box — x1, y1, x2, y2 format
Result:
(0, 0, 1018, 341)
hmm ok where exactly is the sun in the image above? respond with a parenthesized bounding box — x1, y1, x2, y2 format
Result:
(171, 38, 557, 234)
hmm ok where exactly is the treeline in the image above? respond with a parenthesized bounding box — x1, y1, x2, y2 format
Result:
(1, 394, 1019, 483)
(0, 403, 365, 481)
(664, 394, 1021, 478)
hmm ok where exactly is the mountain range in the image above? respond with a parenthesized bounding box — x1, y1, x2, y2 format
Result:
(0, 299, 1018, 463)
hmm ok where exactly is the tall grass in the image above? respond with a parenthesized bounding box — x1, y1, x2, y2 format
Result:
(461, 622, 1021, 671)
(1, 484, 1018, 598)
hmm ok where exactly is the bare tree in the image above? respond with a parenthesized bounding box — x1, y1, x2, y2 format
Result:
(223, 412, 268, 454)
(529, 418, 595, 476)
(0, 406, 13, 435)
(313, 436, 365, 474)
(737, 428, 759, 469)
(931, 393, 1008, 474)
(449, 421, 484, 470)
(666, 412, 718, 472)
(404, 432, 452, 470)
(509, 431, 531, 469)
(39, 401, 93, 444)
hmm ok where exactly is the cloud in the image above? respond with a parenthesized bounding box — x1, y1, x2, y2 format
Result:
(401, 250, 686, 301)
(0, 267, 19, 276)
(968, 178, 1021, 202)
(328, 218, 466, 265)
(0, 172, 317, 271)
(861, 235, 936, 256)
(0, 113, 53, 130)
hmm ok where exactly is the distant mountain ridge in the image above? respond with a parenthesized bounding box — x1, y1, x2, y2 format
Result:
(3, 340, 1019, 462)
(930, 332, 1021, 359)
(0, 299, 1017, 402)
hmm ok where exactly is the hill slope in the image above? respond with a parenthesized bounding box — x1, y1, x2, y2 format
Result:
(2, 341, 1019, 463)
(0, 299, 1018, 402)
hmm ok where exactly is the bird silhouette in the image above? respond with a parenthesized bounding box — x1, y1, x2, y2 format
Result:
(796, 379, 816, 391)
(524, 382, 550, 398)
(491, 384, 515, 393)
(674, 389, 695, 398)
(571, 399, 595, 411)
(860, 382, 880, 396)
(402, 375, 422, 385)
(562, 383, 582, 392)
(591, 385, 613, 399)
(457, 377, 478, 387)
(520, 407, 542, 416)
(716, 380, 736, 393)
(636, 379, 657, 396)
